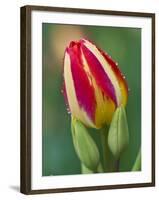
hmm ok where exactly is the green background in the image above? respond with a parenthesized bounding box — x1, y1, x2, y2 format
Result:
(42, 23, 141, 176)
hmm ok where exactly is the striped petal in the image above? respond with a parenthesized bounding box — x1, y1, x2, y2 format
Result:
(81, 39, 126, 106)
(81, 42, 117, 106)
(64, 47, 96, 128)
(97, 47, 128, 106)
(81, 49, 116, 127)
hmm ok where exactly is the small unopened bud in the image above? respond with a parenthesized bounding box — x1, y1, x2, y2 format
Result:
(108, 106, 129, 160)
(71, 117, 100, 171)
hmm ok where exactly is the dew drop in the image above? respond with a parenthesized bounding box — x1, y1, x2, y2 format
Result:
(66, 107, 71, 114)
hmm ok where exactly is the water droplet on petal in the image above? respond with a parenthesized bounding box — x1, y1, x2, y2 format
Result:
(66, 107, 71, 114)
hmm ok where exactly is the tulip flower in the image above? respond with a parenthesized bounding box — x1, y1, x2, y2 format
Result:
(63, 38, 128, 129)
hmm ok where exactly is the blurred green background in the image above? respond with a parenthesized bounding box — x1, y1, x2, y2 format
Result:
(42, 23, 141, 176)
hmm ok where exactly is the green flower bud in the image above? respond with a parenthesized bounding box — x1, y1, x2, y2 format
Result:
(108, 106, 129, 160)
(81, 162, 104, 174)
(81, 164, 93, 174)
(71, 117, 100, 171)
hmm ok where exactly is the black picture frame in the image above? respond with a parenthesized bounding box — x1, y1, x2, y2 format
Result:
(20, 5, 155, 194)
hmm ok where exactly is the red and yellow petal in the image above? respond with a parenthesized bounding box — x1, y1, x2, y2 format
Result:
(98, 47, 128, 106)
(81, 39, 128, 107)
(80, 45, 116, 128)
(81, 42, 117, 106)
(64, 47, 97, 128)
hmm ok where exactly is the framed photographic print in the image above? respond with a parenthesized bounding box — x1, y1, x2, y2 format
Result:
(20, 5, 155, 194)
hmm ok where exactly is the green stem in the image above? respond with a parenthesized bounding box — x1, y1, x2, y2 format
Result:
(100, 129, 107, 171)
(100, 126, 115, 172)
(97, 162, 104, 173)
(115, 159, 120, 172)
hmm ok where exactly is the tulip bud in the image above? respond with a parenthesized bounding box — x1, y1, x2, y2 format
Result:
(108, 106, 129, 160)
(81, 164, 93, 174)
(63, 38, 128, 129)
(81, 162, 104, 174)
(71, 117, 100, 171)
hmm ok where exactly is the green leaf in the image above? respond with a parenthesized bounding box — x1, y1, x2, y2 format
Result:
(108, 106, 129, 160)
(132, 149, 141, 171)
(71, 117, 100, 171)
